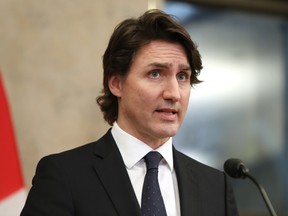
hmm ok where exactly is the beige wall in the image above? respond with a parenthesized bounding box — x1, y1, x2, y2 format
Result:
(0, 0, 162, 188)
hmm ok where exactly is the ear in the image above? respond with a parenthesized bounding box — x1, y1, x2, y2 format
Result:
(108, 74, 123, 97)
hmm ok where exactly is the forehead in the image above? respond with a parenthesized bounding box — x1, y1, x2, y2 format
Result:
(133, 40, 189, 65)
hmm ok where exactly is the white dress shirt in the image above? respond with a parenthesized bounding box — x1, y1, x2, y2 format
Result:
(111, 122, 181, 216)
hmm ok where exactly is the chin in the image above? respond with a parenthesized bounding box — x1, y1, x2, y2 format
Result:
(157, 128, 178, 138)
(151, 122, 180, 137)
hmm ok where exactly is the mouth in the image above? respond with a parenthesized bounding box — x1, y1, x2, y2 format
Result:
(156, 108, 178, 115)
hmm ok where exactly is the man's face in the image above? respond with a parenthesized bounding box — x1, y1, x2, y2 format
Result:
(109, 40, 191, 148)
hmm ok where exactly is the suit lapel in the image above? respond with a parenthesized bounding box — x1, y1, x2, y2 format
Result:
(91, 131, 203, 216)
(92, 130, 141, 216)
(174, 148, 201, 216)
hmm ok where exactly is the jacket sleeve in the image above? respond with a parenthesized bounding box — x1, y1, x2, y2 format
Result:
(20, 155, 74, 216)
(224, 172, 239, 216)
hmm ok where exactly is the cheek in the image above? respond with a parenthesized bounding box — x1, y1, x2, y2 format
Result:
(181, 90, 191, 109)
(135, 85, 156, 100)
(124, 86, 153, 109)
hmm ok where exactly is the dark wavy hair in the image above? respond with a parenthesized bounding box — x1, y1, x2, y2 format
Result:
(97, 9, 203, 125)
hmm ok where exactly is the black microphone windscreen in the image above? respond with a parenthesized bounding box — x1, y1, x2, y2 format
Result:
(224, 158, 247, 179)
(224, 158, 278, 215)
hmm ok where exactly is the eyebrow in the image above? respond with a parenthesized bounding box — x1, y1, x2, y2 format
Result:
(148, 62, 191, 71)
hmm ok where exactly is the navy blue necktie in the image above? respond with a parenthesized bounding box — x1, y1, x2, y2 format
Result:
(141, 151, 167, 216)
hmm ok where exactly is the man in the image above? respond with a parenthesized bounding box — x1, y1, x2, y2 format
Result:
(21, 9, 239, 216)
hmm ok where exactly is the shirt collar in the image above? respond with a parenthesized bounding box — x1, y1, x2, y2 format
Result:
(111, 122, 174, 172)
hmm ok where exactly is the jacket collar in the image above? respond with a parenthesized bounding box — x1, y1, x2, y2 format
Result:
(92, 130, 199, 216)
(92, 129, 141, 216)
(173, 147, 200, 216)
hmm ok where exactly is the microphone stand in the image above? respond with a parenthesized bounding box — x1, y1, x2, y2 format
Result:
(240, 166, 278, 216)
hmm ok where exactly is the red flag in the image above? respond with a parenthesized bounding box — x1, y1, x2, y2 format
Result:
(0, 72, 24, 200)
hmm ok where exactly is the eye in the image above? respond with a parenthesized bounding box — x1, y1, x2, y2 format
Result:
(149, 71, 160, 79)
(177, 72, 189, 81)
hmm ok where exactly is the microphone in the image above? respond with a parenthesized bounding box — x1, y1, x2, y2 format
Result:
(224, 158, 278, 216)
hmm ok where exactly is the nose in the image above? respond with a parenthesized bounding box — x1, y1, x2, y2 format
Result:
(162, 78, 181, 102)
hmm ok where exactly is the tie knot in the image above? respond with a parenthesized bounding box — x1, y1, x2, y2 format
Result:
(144, 151, 163, 170)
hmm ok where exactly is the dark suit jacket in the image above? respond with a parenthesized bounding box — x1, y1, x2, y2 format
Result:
(21, 129, 239, 216)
